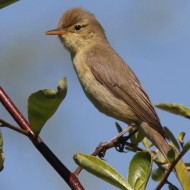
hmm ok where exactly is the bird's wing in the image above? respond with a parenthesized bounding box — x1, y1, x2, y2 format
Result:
(88, 46, 165, 135)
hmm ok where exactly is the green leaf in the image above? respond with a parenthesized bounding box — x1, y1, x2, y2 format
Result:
(164, 127, 180, 152)
(168, 184, 179, 190)
(0, 0, 19, 9)
(142, 138, 150, 150)
(151, 167, 165, 181)
(115, 122, 123, 133)
(130, 127, 145, 145)
(74, 153, 132, 190)
(128, 152, 152, 190)
(183, 141, 190, 152)
(28, 77, 67, 135)
(167, 148, 176, 163)
(176, 160, 190, 190)
(178, 132, 185, 148)
(178, 132, 185, 144)
(0, 129, 4, 171)
(156, 103, 190, 119)
(174, 146, 190, 189)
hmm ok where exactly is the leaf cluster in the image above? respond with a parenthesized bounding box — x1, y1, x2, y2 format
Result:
(1, 79, 190, 189)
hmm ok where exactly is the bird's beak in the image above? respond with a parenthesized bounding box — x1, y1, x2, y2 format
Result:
(45, 28, 66, 35)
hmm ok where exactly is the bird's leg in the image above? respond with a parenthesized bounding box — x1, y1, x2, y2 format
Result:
(107, 125, 134, 144)
(74, 125, 139, 176)
(108, 124, 141, 153)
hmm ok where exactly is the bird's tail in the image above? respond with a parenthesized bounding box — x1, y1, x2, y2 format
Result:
(141, 122, 170, 159)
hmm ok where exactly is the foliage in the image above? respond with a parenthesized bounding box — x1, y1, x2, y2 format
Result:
(1, 81, 190, 189)
(156, 103, 190, 119)
(74, 153, 132, 190)
(0, 0, 19, 9)
(28, 77, 67, 135)
(74, 152, 152, 190)
(128, 152, 152, 190)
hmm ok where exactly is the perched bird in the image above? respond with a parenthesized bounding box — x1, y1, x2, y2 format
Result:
(46, 8, 169, 157)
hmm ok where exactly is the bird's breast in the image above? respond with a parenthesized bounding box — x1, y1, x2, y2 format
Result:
(72, 52, 138, 124)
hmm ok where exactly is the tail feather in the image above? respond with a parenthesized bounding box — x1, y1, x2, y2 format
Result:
(141, 122, 170, 159)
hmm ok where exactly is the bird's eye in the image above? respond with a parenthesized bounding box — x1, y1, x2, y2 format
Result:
(74, 25, 82, 31)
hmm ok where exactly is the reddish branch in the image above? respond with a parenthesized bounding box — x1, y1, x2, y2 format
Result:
(0, 87, 84, 190)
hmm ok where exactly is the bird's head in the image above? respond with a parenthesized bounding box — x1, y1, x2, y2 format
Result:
(46, 8, 106, 55)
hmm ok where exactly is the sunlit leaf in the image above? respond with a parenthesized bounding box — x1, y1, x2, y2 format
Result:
(28, 77, 67, 135)
(0, 0, 19, 9)
(142, 138, 150, 150)
(128, 152, 152, 190)
(174, 152, 190, 189)
(163, 129, 190, 188)
(156, 103, 190, 119)
(177, 132, 185, 144)
(74, 153, 132, 190)
(175, 161, 190, 189)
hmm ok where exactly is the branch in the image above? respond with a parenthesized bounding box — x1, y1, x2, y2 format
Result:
(74, 126, 139, 176)
(0, 87, 84, 190)
(156, 144, 190, 190)
(0, 119, 29, 136)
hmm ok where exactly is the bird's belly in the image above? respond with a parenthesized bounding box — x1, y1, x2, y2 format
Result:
(75, 65, 138, 124)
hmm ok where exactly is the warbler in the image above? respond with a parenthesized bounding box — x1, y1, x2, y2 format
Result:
(46, 7, 169, 157)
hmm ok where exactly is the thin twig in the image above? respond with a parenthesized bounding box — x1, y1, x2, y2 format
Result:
(108, 125, 133, 144)
(74, 138, 115, 176)
(166, 180, 178, 189)
(74, 126, 139, 176)
(0, 87, 84, 190)
(0, 119, 29, 136)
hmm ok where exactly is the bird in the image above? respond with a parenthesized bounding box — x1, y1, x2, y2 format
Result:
(45, 7, 170, 158)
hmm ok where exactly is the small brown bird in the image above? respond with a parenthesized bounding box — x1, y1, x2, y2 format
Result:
(46, 8, 170, 158)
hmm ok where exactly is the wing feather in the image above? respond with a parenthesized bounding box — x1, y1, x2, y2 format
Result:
(88, 46, 165, 135)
